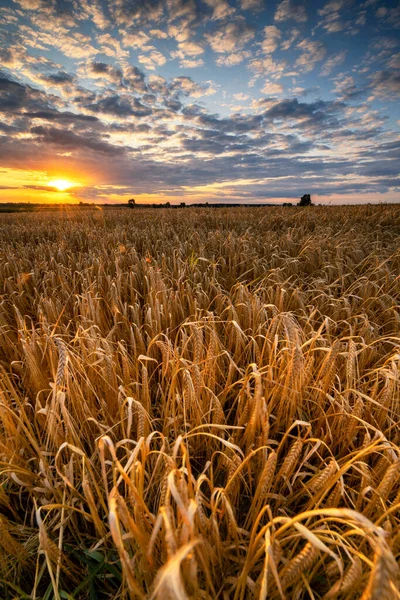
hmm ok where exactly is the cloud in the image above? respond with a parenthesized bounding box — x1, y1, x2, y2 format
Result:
(368, 69, 400, 100)
(124, 66, 149, 92)
(375, 4, 400, 28)
(38, 71, 75, 88)
(171, 40, 205, 66)
(121, 31, 153, 51)
(166, 0, 198, 23)
(76, 0, 109, 30)
(20, 25, 98, 59)
(249, 55, 287, 78)
(316, 0, 364, 34)
(216, 51, 251, 66)
(205, 18, 255, 53)
(233, 92, 250, 100)
(240, 0, 265, 11)
(29, 125, 126, 154)
(202, 0, 235, 21)
(0, 74, 51, 114)
(280, 28, 300, 51)
(176, 57, 204, 68)
(260, 81, 284, 96)
(261, 97, 345, 134)
(149, 29, 169, 39)
(85, 61, 122, 82)
(261, 26, 281, 54)
(274, 0, 307, 23)
(97, 33, 128, 58)
(295, 39, 326, 72)
(320, 49, 347, 76)
(13, 0, 43, 8)
(138, 51, 167, 70)
(169, 76, 217, 98)
(25, 110, 99, 123)
(82, 93, 153, 118)
(110, 0, 164, 26)
(168, 23, 192, 42)
(333, 75, 367, 101)
(291, 86, 320, 97)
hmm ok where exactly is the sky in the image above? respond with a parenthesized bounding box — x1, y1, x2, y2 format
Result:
(0, 0, 399, 205)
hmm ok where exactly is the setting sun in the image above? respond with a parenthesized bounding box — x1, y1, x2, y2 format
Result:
(48, 179, 77, 192)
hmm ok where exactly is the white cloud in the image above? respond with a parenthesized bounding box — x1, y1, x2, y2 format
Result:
(233, 92, 250, 100)
(166, 0, 197, 23)
(121, 31, 153, 51)
(205, 19, 255, 53)
(178, 58, 205, 68)
(261, 26, 281, 54)
(171, 41, 205, 67)
(203, 0, 236, 21)
(138, 51, 167, 70)
(97, 33, 129, 59)
(168, 23, 192, 42)
(175, 41, 204, 57)
(149, 29, 169, 39)
(260, 81, 284, 95)
(249, 55, 287, 77)
(216, 51, 251, 66)
(317, 0, 349, 34)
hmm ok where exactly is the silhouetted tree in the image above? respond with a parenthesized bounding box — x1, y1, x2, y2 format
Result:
(180, 202, 186, 208)
(165, 202, 171, 208)
(298, 194, 312, 206)
(128, 198, 136, 208)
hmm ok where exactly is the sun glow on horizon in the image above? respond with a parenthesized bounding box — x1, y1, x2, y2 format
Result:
(48, 179, 79, 192)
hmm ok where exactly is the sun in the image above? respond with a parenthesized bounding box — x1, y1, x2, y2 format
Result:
(48, 179, 76, 191)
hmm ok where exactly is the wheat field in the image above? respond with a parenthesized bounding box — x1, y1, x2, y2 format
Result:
(0, 205, 399, 599)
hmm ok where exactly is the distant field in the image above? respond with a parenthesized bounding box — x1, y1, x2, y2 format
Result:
(0, 205, 399, 599)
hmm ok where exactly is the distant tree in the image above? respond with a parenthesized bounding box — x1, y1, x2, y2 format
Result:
(283, 202, 293, 207)
(165, 202, 171, 208)
(298, 194, 312, 207)
(128, 198, 136, 208)
(180, 202, 186, 208)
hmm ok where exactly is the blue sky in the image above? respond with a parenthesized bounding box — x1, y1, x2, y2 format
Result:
(0, 0, 399, 204)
